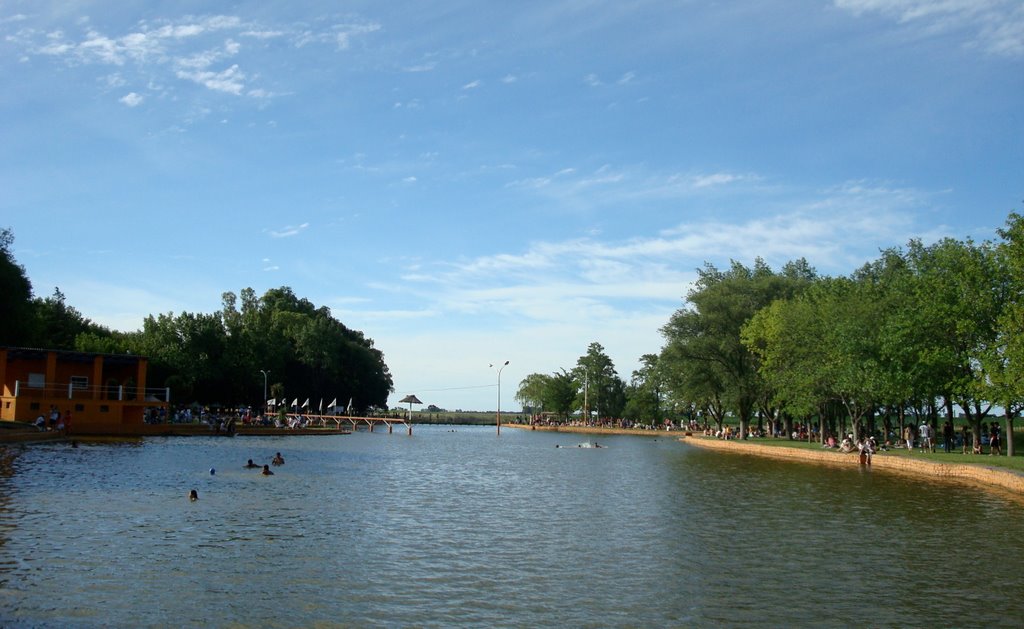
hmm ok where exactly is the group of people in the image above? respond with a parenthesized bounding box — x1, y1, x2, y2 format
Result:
(244, 451, 285, 475)
(902, 421, 1003, 455)
(34, 405, 71, 433)
(825, 433, 880, 464)
(190, 451, 286, 501)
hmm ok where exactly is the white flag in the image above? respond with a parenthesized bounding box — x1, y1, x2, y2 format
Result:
(302, 398, 310, 409)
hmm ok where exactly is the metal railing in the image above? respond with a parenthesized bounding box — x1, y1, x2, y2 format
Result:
(9, 381, 170, 403)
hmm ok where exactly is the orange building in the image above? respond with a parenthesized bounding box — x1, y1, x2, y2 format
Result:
(0, 346, 169, 435)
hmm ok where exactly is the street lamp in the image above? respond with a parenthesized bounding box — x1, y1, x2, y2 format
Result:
(260, 369, 270, 413)
(491, 360, 509, 435)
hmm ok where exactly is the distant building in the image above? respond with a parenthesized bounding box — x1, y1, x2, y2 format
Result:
(0, 346, 169, 435)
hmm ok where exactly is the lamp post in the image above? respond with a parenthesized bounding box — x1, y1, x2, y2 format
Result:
(260, 370, 270, 413)
(492, 360, 509, 435)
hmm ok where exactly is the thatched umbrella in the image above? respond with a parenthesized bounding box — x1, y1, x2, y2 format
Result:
(398, 394, 422, 421)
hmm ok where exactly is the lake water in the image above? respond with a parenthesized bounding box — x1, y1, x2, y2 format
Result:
(0, 425, 1022, 628)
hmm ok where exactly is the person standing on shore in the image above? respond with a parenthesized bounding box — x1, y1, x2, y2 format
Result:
(919, 421, 934, 453)
(904, 425, 914, 451)
(989, 423, 1002, 456)
(942, 420, 955, 454)
(961, 423, 971, 454)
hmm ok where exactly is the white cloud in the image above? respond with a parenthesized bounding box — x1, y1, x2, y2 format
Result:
(506, 165, 753, 208)
(333, 22, 381, 50)
(119, 92, 144, 107)
(404, 61, 437, 72)
(835, 0, 1024, 57)
(266, 222, 310, 238)
(175, 64, 245, 94)
(462, 79, 481, 90)
(10, 14, 381, 102)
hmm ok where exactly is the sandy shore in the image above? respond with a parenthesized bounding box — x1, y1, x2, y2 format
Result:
(504, 423, 1024, 497)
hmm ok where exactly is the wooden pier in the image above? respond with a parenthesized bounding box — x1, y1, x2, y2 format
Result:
(281, 414, 413, 435)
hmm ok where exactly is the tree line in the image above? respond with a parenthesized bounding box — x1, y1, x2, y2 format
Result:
(516, 211, 1024, 456)
(0, 228, 394, 413)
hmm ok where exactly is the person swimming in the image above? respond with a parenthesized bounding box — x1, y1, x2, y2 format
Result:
(245, 459, 259, 468)
(189, 489, 199, 501)
(271, 452, 284, 466)
(262, 464, 274, 476)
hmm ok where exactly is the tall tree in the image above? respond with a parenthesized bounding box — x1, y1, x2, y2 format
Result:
(624, 354, 665, 425)
(573, 342, 620, 421)
(994, 212, 1024, 455)
(516, 373, 552, 416)
(893, 238, 1003, 446)
(661, 258, 815, 438)
(0, 228, 37, 346)
(33, 287, 103, 351)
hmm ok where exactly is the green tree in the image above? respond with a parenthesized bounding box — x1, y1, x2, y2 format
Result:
(33, 287, 104, 350)
(0, 228, 37, 346)
(516, 373, 552, 416)
(892, 238, 1003, 447)
(572, 342, 620, 421)
(544, 369, 578, 421)
(994, 212, 1024, 455)
(661, 258, 814, 438)
(623, 354, 664, 425)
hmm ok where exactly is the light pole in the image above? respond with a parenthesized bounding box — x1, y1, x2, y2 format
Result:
(260, 369, 270, 414)
(492, 360, 509, 435)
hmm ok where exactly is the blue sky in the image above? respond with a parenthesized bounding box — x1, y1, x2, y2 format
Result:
(2, 1, 1022, 412)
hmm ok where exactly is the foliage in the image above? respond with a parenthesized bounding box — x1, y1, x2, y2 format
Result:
(130, 287, 393, 411)
(660, 258, 816, 437)
(572, 342, 626, 420)
(0, 229, 394, 412)
(0, 228, 37, 346)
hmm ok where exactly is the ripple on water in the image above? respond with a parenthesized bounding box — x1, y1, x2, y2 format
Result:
(0, 429, 1022, 627)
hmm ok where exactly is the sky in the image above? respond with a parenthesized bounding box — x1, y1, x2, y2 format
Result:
(2, 0, 1022, 413)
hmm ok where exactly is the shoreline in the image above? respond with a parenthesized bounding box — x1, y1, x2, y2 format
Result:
(504, 423, 1024, 496)
(503, 423, 672, 437)
(680, 435, 1024, 495)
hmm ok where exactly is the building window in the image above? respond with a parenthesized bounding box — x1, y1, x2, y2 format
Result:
(70, 376, 88, 390)
(100, 405, 109, 413)
(27, 373, 45, 388)
(74, 404, 84, 412)
(30, 402, 40, 411)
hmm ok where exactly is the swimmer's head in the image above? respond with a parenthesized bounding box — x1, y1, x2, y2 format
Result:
(189, 489, 199, 501)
